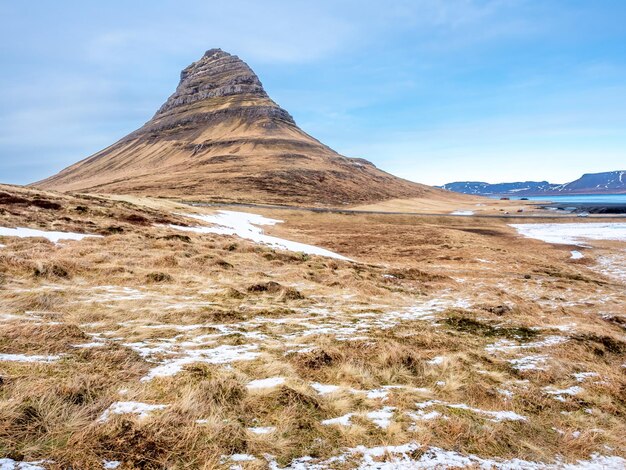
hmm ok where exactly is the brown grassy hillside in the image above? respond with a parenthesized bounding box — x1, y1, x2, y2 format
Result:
(1, 184, 625, 468)
(33, 49, 459, 206)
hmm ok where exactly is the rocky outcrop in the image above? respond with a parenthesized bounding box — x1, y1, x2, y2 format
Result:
(34, 49, 449, 205)
(155, 49, 284, 117)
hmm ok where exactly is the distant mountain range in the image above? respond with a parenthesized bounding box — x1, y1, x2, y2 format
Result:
(441, 171, 626, 196)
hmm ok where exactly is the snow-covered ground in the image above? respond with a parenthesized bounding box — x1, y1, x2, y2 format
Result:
(112, 296, 469, 382)
(0, 227, 101, 244)
(169, 211, 352, 260)
(247, 376, 286, 390)
(0, 353, 61, 363)
(138, 344, 261, 381)
(248, 426, 276, 434)
(263, 443, 626, 469)
(509, 223, 626, 245)
(98, 401, 168, 422)
(450, 210, 475, 216)
(570, 250, 584, 259)
(593, 252, 626, 283)
(0, 458, 49, 470)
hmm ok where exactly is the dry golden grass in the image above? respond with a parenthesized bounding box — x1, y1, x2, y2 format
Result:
(0, 185, 625, 468)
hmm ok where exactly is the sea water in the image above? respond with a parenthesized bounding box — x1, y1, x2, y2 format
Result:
(502, 194, 626, 204)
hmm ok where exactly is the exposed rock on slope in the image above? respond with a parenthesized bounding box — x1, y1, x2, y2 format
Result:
(34, 49, 450, 206)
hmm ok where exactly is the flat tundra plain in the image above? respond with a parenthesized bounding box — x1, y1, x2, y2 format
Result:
(0, 184, 625, 469)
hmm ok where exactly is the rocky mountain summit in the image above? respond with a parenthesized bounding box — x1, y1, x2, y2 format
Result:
(35, 49, 446, 206)
(148, 49, 295, 134)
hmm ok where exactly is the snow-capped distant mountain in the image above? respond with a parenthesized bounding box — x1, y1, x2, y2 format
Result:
(441, 171, 626, 196)
(440, 181, 558, 196)
(554, 171, 626, 193)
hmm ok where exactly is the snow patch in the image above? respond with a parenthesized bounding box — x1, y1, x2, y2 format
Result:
(248, 426, 276, 434)
(407, 410, 442, 421)
(414, 400, 526, 422)
(486, 335, 567, 353)
(545, 386, 582, 401)
(139, 344, 260, 381)
(593, 252, 626, 283)
(72, 341, 105, 349)
(509, 355, 548, 371)
(169, 211, 351, 261)
(0, 353, 60, 363)
(247, 376, 286, 390)
(228, 454, 256, 462)
(311, 383, 341, 395)
(321, 413, 354, 426)
(0, 226, 102, 244)
(366, 406, 395, 428)
(0, 459, 49, 470)
(268, 444, 626, 469)
(570, 250, 584, 260)
(509, 223, 626, 246)
(98, 401, 168, 422)
(427, 356, 445, 366)
(573, 372, 599, 382)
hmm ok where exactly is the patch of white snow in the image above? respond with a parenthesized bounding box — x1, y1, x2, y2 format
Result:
(0, 353, 60, 363)
(98, 401, 168, 422)
(0, 226, 102, 244)
(570, 250, 584, 259)
(247, 377, 286, 390)
(170, 211, 352, 261)
(509, 223, 626, 246)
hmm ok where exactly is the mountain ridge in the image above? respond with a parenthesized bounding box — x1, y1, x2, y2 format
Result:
(33, 49, 457, 206)
(441, 171, 626, 196)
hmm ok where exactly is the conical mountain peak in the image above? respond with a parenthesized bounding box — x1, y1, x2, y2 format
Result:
(156, 49, 270, 117)
(34, 48, 444, 206)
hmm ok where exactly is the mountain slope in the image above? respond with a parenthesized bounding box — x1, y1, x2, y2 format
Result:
(557, 171, 626, 194)
(34, 49, 447, 206)
(441, 171, 626, 196)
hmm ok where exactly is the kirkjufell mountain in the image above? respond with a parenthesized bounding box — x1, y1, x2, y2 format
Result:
(35, 49, 455, 205)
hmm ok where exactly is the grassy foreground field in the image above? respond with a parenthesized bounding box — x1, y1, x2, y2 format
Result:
(0, 184, 625, 469)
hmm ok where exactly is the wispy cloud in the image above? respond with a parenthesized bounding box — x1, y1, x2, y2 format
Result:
(1, 0, 625, 184)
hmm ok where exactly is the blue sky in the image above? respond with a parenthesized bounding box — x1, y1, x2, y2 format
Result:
(1, 0, 625, 186)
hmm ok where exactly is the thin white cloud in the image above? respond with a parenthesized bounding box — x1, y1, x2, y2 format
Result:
(1, 0, 625, 185)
